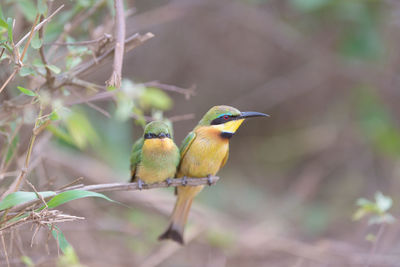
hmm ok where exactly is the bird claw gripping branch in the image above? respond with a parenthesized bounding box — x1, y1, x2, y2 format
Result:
(137, 178, 144, 190)
(181, 176, 188, 186)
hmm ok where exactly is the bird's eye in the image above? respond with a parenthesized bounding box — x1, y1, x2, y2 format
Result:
(223, 115, 229, 120)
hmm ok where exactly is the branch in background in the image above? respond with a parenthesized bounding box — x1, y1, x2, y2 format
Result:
(0, 108, 50, 201)
(0, 5, 64, 94)
(144, 81, 196, 100)
(65, 79, 194, 106)
(38, 16, 53, 87)
(44, 34, 113, 47)
(71, 32, 154, 77)
(106, 0, 126, 89)
(7, 176, 220, 213)
(15, 5, 64, 48)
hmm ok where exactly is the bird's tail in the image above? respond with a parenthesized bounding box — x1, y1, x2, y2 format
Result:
(158, 186, 203, 244)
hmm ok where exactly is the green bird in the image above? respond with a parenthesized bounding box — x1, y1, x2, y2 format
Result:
(130, 121, 180, 188)
(159, 105, 269, 244)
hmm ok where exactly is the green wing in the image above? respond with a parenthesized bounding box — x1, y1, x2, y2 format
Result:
(174, 131, 196, 195)
(130, 137, 144, 182)
(179, 131, 196, 160)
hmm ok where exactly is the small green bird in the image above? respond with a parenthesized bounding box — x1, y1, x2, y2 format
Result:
(159, 105, 269, 244)
(130, 121, 180, 188)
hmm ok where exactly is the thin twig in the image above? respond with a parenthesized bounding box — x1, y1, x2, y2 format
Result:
(15, 5, 64, 48)
(38, 16, 53, 87)
(106, 0, 126, 89)
(0, 232, 9, 267)
(20, 14, 40, 62)
(144, 81, 196, 100)
(365, 224, 386, 267)
(0, 107, 46, 200)
(47, 0, 105, 59)
(71, 32, 154, 77)
(168, 113, 195, 122)
(0, 69, 18, 95)
(44, 34, 112, 46)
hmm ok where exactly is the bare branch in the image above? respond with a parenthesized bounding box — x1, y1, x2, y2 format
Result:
(62, 176, 219, 192)
(44, 34, 112, 46)
(106, 0, 126, 89)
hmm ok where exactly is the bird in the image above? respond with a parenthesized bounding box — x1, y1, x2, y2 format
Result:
(158, 105, 269, 244)
(130, 121, 180, 189)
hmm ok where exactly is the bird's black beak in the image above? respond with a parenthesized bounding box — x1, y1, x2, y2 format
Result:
(239, 111, 270, 119)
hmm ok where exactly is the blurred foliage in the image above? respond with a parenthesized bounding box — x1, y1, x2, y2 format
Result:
(353, 191, 395, 225)
(290, 0, 383, 60)
(56, 245, 86, 267)
(356, 88, 400, 157)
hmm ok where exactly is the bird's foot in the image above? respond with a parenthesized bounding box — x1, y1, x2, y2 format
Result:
(207, 175, 213, 186)
(137, 178, 144, 190)
(166, 178, 173, 187)
(182, 176, 188, 186)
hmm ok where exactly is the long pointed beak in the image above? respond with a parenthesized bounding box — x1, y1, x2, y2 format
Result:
(239, 111, 270, 119)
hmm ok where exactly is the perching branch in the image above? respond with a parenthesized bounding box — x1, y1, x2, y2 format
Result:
(8, 176, 220, 213)
(106, 0, 126, 89)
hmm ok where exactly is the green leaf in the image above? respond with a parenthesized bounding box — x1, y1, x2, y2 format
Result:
(65, 109, 100, 149)
(365, 233, 376, 242)
(6, 17, 13, 42)
(17, 86, 36, 96)
(0, 5, 4, 20)
(17, 0, 38, 22)
(46, 124, 76, 146)
(50, 110, 60, 121)
(19, 66, 35, 77)
(140, 87, 173, 111)
(37, 0, 48, 15)
(0, 191, 56, 211)
(46, 64, 61, 74)
(0, 18, 7, 29)
(51, 225, 71, 253)
(65, 56, 82, 70)
(5, 134, 19, 165)
(30, 33, 42, 49)
(20, 255, 34, 267)
(46, 190, 114, 209)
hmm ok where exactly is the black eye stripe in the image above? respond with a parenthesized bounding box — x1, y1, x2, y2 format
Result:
(144, 133, 172, 139)
(210, 115, 239, 125)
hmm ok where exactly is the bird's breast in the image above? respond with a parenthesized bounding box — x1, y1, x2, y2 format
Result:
(178, 127, 229, 177)
(138, 138, 179, 183)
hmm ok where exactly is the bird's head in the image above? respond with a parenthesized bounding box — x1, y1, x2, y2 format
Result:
(197, 105, 269, 139)
(143, 121, 173, 139)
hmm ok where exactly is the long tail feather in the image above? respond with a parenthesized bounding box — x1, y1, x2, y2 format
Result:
(159, 187, 196, 244)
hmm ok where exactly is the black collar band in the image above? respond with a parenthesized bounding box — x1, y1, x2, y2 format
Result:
(220, 132, 235, 139)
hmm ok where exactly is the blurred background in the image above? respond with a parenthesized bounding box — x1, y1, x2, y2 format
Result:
(1, 0, 400, 266)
